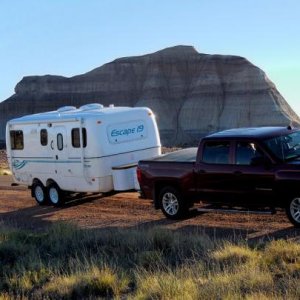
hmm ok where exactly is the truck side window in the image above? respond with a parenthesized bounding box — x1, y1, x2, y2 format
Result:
(57, 134, 63, 151)
(40, 129, 48, 146)
(10, 130, 24, 150)
(71, 128, 87, 148)
(202, 141, 230, 164)
(235, 142, 263, 165)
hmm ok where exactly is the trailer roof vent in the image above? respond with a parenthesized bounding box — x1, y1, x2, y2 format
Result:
(57, 106, 77, 113)
(80, 103, 104, 111)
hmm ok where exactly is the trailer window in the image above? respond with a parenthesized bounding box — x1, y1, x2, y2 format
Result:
(10, 130, 24, 150)
(71, 128, 87, 148)
(40, 129, 48, 146)
(57, 134, 63, 151)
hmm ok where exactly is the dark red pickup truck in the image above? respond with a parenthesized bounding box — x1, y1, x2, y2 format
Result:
(137, 127, 300, 227)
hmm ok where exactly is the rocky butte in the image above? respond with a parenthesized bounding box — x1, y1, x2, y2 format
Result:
(0, 45, 299, 146)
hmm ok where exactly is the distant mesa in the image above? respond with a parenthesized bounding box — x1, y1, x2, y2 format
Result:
(0, 45, 299, 146)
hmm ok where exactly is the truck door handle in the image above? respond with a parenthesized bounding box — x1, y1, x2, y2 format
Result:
(50, 140, 54, 150)
(234, 171, 242, 176)
(56, 155, 58, 160)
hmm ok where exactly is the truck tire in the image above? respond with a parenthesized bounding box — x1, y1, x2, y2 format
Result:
(48, 183, 64, 207)
(159, 186, 188, 220)
(32, 182, 48, 205)
(286, 197, 300, 228)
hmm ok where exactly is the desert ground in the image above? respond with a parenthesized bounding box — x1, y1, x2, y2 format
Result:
(0, 150, 299, 241)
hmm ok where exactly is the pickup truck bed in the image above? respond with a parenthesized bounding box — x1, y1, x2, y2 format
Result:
(147, 148, 197, 162)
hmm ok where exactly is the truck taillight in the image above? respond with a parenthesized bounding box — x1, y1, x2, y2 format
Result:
(136, 166, 142, 183)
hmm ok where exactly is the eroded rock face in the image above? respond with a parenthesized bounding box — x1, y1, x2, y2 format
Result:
(0, 45, 299, 146)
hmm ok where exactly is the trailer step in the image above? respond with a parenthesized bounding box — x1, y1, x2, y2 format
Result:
(196, 206, 276, 215)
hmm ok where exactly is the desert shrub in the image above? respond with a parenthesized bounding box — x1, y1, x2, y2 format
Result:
(151, 227, 174, 252)
(5, 269, 48, 294)
(261, 239, 300, 278)
(132, 269, 199, 300)
(0, 294, 12, 300)
(208, 267, 274, 297)
(0, 242, 25, 267)
(44, 266, 129, 299)
(137, 250, 164, 270)
(211, 243, 260, 271)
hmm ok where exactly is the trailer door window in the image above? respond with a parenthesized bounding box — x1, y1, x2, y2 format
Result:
(40, 129, 48, 146)
(71, 128, 87, 148)
(57, 134, 63, 151)
(10, 130, 24, 150)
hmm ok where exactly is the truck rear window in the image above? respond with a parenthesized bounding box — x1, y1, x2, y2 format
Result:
(10, 130, 24, 150)
(202, 141, 230, 164)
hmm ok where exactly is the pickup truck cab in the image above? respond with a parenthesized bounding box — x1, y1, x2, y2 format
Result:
(137, 126, 300, 227)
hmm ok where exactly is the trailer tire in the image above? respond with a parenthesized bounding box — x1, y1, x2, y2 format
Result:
(32, 182, 48, 205)
(48, 183, 64, 207)
(159, 186, 188, 220)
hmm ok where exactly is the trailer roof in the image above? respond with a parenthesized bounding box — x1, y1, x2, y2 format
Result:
(8, 105, 151, 124)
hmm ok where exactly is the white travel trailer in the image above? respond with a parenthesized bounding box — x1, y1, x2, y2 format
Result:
(6, 103, 161, 206)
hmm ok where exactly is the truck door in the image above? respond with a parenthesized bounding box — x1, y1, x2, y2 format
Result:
(232, 141, 275, 205)
(196, 140, 237, 200)
(50, 126, 68, 177)
(196, 140, 275, 206)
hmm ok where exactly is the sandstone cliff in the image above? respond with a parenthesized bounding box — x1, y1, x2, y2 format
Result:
(0, 45, 299, 146)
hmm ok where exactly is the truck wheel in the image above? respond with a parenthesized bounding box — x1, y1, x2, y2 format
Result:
(286, 197, 300, 228)
(32, 182, 48, 205)
(159, 186, 188, 220)
(48, 184, 64, 207)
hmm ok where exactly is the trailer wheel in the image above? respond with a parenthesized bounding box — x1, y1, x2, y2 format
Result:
(32, 182, 48, 205)
(159, 186, 188, 220)
(286, 197, 300, 228)
(48, 184, 64, 207)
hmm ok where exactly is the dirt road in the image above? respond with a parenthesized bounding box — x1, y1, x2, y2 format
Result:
(0, 175, 299, 241)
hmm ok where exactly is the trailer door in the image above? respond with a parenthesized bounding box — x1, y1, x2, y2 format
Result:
(51, 126, 68, 177)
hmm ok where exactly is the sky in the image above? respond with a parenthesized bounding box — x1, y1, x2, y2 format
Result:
(0, 0, 299, 115)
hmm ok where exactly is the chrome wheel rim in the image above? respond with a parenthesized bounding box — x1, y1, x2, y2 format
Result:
(290, 198, 300, 223)
(35, 186, 44, 202)
(49, 187, 59, 204)
(162, 192, 179, 216)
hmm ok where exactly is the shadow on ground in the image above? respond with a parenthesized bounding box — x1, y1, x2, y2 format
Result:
(0, 192, 299, 242)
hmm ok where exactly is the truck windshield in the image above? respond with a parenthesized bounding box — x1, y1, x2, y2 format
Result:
(263, 131, 300, 161)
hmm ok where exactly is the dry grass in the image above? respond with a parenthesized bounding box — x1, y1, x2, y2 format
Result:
(0, 223, 300, 299)
(133, 269, 200, 300)
(0, 169, 11, 176)
(44, 266, 129, 299)
(211, 243, 260, 265)
(0, 150, 10, 175)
